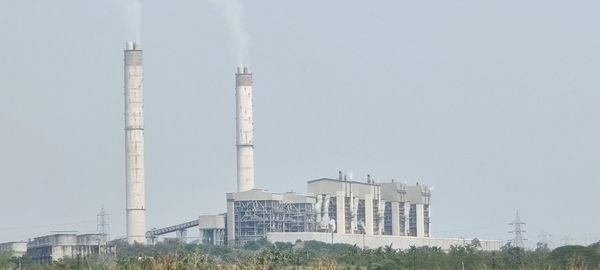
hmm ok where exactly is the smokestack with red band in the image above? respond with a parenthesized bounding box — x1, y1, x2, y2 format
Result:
(235, 66, 255, 192)
(124, 42, 146, 244)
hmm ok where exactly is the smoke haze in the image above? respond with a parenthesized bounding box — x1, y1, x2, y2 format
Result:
(209, 0, 250, 66)
(123, 0, 142, 42)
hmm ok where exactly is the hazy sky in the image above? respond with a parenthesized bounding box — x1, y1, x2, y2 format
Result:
(1, 0, 599, 248)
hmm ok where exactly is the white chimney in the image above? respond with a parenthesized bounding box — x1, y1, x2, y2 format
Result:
(124, 42, 146, 244)
(235, 66, 255, 192)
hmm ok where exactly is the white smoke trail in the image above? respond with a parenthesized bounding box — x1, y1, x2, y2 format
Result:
(122, 0, 142, 43)
(208, 0, 250, 66)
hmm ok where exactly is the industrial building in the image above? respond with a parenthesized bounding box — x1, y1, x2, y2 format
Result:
(0, 242, 27, 257)
(380, 181, 431, 237)
(2, 34, 504, 263)
(146, 215, 227, 245)
(226, 190, 316, 245)
(111, 39, 500, 250)
(262, 175, 499, 251)
(240, 173, 502, 251)
(25, 234, 110, 264)
(198, 214, 227, 245)
(147, 171, 502, 251)
(140, 65, 502, 251)
(308, 175, 431, 238)
(223, 66, 317, 245)
(310, 175, 385, 236)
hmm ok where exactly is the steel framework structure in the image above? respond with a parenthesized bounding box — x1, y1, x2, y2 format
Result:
(233, 200, 315, 245)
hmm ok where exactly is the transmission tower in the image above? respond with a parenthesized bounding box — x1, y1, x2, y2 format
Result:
(560, 236, 573, 246)
(538, 231, 552, 248)
(97, 207, 110, 240)
(509, 210, 526, 248)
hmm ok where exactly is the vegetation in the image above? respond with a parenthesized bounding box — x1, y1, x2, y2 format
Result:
(2, 240, 600, 269)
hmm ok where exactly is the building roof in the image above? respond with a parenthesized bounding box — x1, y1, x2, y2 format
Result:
(227, 189, 315, 203)
(0, 241, 27, 245)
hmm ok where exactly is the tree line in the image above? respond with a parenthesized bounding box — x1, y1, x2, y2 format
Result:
(1, 239, 600, 269)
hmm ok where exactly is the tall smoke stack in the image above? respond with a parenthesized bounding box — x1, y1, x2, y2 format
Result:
(124, 42, 146, 244)
(236, 66, 255, 192)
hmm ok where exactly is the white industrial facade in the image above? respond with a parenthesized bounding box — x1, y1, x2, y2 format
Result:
(226, 189, 316, 245)
(198, 214, 227, 245)
(379, 182, 431, 237)
(222, 172, 437, 248)
(0, 242, 27, 257)
(308, 176, 431, 238)
(220, 173, 501, 251)
(26, 234, 111, 264)
(124, 42, 146, 244)
(267, 232, 502, 251)
(308, 177, 384, 235)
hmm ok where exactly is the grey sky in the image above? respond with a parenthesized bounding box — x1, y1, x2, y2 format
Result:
(1, 0, 599, 247)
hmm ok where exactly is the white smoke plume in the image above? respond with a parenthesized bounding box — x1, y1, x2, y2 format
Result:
(120, 0, 142, 43)
(208, 0, 250, 66)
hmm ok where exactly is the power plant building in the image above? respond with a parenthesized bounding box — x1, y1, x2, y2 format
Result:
(26, 234, 111, 264)
(223, 174, 433, 244)
(309, 176, 385, 235)
(226, 190, 316, 245)
(263, 174, 503, 251)
(1, 38, 506, 264)
(0, 242, 27, 257)
(219, 173, 501, 251)
(140, 66, 501, 251)
(302, 175, 432, 238)
(198, 214, 227, 246)
(380, 182, 431, 237)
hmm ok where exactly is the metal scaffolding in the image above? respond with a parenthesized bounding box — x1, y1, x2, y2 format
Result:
(356, 199, 366, 234)
(373, 200, 380, 235)
(399, 202, 406, 236)
(233, 200, 315, 245)
(328, 198, 337, 233)
(344, 197, 352, 233)
(409, 204, 417, 237)
(384, 202, 392, 235)
(201, 229, 226, 246)
(424, 204, 431, 237)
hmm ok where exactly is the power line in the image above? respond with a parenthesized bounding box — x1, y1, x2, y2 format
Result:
(435, 224, 506, 234)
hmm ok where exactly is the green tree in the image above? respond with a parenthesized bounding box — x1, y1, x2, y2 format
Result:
(550, 245, 600, 269)
(0, 251, 14, 269)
